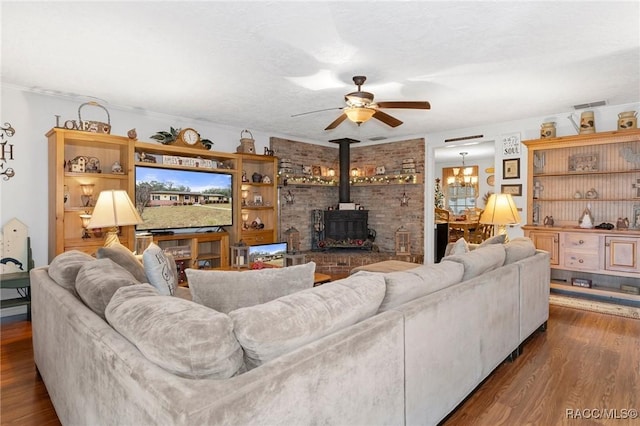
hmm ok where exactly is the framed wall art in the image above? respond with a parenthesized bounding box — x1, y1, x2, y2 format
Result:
(501, 184, 522, 197)
(501, 132, 521, 156)
(502, 158, 520, 179)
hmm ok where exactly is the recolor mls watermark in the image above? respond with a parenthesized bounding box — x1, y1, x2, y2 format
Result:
(566, 408, 638, 420)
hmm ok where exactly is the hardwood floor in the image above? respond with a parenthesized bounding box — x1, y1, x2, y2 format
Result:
(0, 317, 59, 425)
(1, 306, 638, 425)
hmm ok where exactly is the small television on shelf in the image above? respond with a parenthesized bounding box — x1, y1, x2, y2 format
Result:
(248, 242, 287, 268)
(135, 165, 233, 232)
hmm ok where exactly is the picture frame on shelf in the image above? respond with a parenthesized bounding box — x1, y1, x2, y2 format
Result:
(364, 165, 376, 177)
(568, 153, 598, 172)
(253, 194, 263, 205)
(502, 158, 520, 179)
(501, 183, 522, 196)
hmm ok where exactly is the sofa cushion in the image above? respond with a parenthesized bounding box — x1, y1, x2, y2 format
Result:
(96, 242, 148, 283)
(187, 262, 316, 314)
(106, 284, 244, 379)
(378, 261, 465, 312)
(142, 243, 178, 295)
(444, 238, 469, 257)
(229, 271, 386, 370)
(504, 237, 537, 264)
(445, 243, 506, 281)
(75, 258, 141, 319)
(478, 233, 506, 247)
(48, 250, 95, 297)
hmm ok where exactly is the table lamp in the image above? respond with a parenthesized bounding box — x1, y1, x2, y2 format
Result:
(480, 193, 521, 241)
(87, 190, 143, 247)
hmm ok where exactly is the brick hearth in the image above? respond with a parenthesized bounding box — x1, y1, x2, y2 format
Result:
(305, 250, 424, 277)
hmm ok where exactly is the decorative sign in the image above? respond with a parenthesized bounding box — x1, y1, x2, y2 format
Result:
(501, 133, 521, 156)
(0, 122, 16, 181)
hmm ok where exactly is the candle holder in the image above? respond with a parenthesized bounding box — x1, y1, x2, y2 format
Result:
(79, 212, 92, 239)
(80, 184, 95, 207)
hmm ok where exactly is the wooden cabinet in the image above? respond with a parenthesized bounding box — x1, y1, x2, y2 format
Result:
(239, 154, 278, 245)
(152, 232, 229, 282)
(47, 128, 134, 261)
(523, 129, 640, 227)
(523, 129, 640, 304)
(605, 236, 639, 274)
(527, 229, 559, 265)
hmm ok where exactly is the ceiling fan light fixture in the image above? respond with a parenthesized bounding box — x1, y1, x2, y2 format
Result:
(345, 107, 376, 125)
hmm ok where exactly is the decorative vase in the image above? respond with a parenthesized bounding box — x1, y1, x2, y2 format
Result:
(540, 122, 556, 138)
(252, 172, 262, 183)
(618, 111, 637, 130)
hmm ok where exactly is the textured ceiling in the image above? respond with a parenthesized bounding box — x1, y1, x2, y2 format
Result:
(2, 1, 639, 146)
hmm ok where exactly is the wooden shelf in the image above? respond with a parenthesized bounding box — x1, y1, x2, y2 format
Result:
(533, 169, 639, 178)
(534, 198, 638, 202)
(551, 280, 640, 303)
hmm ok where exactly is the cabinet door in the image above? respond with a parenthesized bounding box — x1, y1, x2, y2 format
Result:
(605, 236, 639, 273)
(530, 231, 559, 265)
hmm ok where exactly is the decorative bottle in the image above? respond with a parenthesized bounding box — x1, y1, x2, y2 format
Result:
(579, 204, 594, 229)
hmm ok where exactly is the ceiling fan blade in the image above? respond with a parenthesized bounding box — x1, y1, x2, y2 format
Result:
(376, 101, 431, 110)
(291, 107, 343, 117)
(324, 113, 348, 130)
(372, 110, 403, 128)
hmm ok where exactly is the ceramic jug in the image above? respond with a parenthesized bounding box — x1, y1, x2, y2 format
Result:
(618, 111, 637, 130)
(540, 122, 556, 138)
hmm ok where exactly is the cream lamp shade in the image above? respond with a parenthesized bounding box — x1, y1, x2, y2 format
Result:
(87, 190, 143, 246)
(480, 193, 521, 240)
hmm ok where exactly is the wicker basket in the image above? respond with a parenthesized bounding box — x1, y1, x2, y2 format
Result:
(78, 101, 111, 134)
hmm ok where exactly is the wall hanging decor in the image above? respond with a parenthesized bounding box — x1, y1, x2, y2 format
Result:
(0, 122, 16, 181)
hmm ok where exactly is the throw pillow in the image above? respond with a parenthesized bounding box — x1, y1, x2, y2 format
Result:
(96, 242, 148, 283)
(504, 237, 536, 264)
(478, 233, 506, 247)
(106, 284, 244, 379)
(187, 261, 316, 314)
(444, 238, 469, 257)
(445, 243, 506, 281)
(142, 243, 178, 296)
(75, 258, 141, 319)
(377, 260, 465, 312)
(48, 250, 95, 297)
(229, 271, 386, 370)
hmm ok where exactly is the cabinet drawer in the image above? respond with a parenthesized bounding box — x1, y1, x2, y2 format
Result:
(563, 251, 601, 271)
(563, 233, 600, 251)
(242, 230, 274, 246)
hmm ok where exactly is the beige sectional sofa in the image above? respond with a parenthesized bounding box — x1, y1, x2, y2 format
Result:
(31, 237, 550, 425)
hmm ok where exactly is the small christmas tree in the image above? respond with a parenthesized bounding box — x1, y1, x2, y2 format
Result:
(434, 178, 445, 209)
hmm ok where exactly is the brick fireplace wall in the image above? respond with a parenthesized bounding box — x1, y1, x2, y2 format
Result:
(271, 137, 425, 254)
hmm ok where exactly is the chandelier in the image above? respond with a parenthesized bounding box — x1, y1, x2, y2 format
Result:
(446, 152, 478, 187)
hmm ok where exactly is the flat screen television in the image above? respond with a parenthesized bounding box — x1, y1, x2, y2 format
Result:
(135, 165, 233, 232)
(248, 242, 287, 268)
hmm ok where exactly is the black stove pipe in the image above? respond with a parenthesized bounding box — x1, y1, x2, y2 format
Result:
(329, 138, 360, 203)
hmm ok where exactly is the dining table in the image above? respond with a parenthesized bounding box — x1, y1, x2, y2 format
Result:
(448, 219, 479, 241)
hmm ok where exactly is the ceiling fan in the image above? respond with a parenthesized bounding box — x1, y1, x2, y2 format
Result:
(292, 76, 431, 130)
